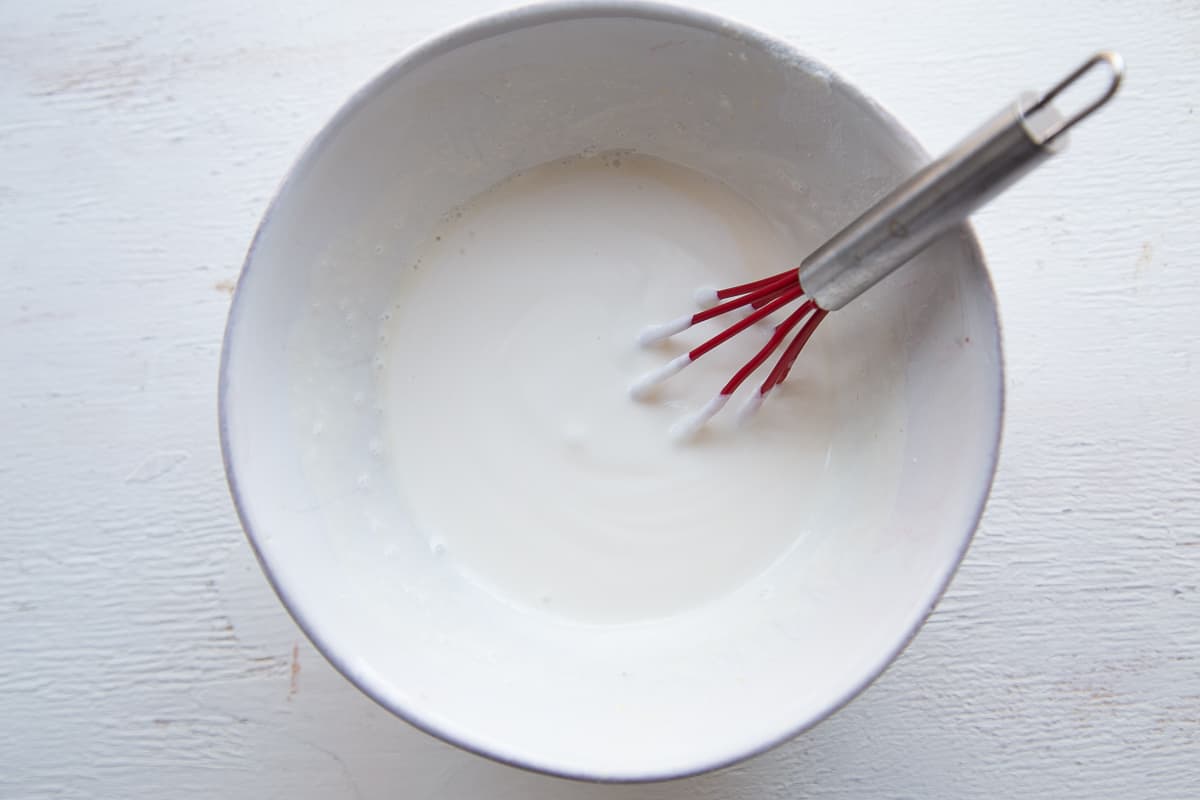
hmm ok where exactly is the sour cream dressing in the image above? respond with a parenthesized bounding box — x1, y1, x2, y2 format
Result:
(377, 154, 903, 624)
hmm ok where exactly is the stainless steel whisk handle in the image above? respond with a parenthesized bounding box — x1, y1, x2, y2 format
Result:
(798, 52, 1124, 312)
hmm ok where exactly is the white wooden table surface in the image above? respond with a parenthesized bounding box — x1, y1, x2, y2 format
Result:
(3, 0, 1197, 797)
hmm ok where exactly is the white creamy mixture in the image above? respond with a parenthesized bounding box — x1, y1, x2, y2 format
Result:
(378, 154, 903, 624)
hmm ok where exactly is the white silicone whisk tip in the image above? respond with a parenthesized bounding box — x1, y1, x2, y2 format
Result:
(737, 390, 767, 427)
(637, 315, 691, 347)
(693, 287, 719, 308)
(735, 305, 773, 328)
(628, 354, 691, 400)
(669, 394, 729, 441)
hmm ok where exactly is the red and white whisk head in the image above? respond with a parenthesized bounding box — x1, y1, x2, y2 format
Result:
(630, 268, 828, 439)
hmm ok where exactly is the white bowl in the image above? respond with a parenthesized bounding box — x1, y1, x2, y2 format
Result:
(220, 1, 1003, 781)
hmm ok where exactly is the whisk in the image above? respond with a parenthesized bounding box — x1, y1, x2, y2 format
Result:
(631, 52, 1124, 439)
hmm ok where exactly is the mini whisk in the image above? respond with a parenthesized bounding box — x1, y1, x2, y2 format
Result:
(632, 52, 1124, 438)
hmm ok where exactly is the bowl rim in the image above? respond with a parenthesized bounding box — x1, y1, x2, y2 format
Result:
(219, 0, 1005, 783)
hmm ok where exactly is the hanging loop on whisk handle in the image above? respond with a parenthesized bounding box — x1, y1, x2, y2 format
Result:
(798, 52, 1124, 312)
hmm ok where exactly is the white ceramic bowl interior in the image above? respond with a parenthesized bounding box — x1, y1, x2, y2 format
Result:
(221, 1, 1003, 782)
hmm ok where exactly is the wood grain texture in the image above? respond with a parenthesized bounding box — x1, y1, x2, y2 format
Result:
(1, 0, 1196, 797)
